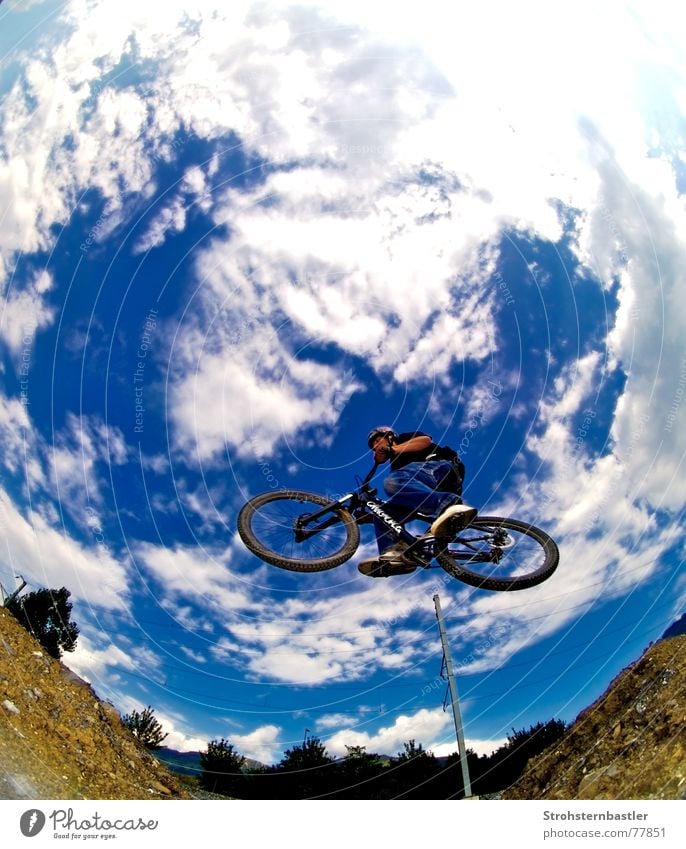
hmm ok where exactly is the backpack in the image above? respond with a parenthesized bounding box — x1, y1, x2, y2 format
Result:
(430, 445, 466, 496)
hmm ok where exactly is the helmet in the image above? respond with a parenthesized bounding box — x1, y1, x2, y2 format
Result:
(367, 425, 397, 448)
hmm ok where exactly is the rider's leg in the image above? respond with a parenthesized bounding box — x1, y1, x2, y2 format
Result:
(361, 503, 416, 576)
(383, 462, 462, 516)
(384, 461, 476, 539)
(360, 462, 476, 576)
(367, 462, 460, 556)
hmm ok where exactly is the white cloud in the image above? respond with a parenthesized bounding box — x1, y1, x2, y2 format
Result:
(0, 487, 129, 611)
(511, 152, 686, 527)
(431, 738, 507, 759)
(5, 0, 682, 479)
(67, 635, 137, 684)
(161, 724, 209, 755)
(1, 0, 685, 750)
(0, 269, 54, 356)
(324, 707, 451, 758)
(136, 530, 471, 686)
(170, 321, 365, 460)
(157, 1, 685, 467)
(136, 541, 257, 613)
(0, 394, 40, 483)
(229, 724, 281, 765)
(133, 196, 187, 254)
(315, 712, 359, 731)
(49, 414, 129, 525)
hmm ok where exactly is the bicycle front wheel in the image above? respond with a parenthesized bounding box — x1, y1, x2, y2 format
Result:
(437, 516, 559, 591)
(237, 490, 360, 572)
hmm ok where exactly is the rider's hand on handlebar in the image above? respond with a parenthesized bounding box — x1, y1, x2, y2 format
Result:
(372, 434, 394, 463)
(373, 445, 391, 462)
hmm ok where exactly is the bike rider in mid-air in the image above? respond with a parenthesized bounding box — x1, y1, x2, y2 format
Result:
(358, 426, 477, 577)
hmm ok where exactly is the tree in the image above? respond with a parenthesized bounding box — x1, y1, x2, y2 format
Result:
(392, 739, 440, 798)
(200, 738, 247, 796)
(397, 738, 428, 761)
(334, 745, 386, 798)
(6, 587, 79, 659)
(121, 705, 168, 749)
(274, 734, 335, 798)
(467, 718, 568, 795)
(278, 734, 333, 771)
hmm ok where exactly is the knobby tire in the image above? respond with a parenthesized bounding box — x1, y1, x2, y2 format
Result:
(437, 516, 559, 591)
(237, 489, 360, 572)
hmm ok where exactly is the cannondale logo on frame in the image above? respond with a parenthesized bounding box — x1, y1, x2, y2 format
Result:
(20, 809, 46, 837)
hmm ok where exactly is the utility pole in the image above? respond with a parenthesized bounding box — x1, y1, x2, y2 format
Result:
(433, 593, 473, 799)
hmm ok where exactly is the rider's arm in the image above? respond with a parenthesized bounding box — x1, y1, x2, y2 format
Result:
(372, 431, 432, 463)
(390, 435, 432, 456)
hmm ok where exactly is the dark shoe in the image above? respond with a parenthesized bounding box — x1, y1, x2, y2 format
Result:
(430, 503, 477, 538)
(358, 543, 417, 578)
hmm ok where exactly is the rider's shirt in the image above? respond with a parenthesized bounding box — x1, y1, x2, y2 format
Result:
(390, 432, 440, 471)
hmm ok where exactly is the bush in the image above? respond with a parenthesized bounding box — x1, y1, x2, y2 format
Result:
(6, 587, 79, 660)
(122, 706, 168, 749)
(200, 739, 247, 797)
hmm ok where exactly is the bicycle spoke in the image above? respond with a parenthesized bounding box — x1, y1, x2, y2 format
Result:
(237, 490, 360, 572)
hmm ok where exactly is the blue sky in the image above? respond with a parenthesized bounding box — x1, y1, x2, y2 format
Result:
(0, 0, 685, 767)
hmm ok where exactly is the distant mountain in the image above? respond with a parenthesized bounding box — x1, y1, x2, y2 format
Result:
(153, 747, 203, 777)
(153, 747, 266, 776)
(661, 612, 686, 640)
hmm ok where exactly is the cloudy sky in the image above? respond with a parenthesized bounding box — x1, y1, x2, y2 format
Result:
(0, 0, 685, 770)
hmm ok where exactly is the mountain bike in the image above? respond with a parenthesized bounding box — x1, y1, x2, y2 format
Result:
(237, 467, 559, 591)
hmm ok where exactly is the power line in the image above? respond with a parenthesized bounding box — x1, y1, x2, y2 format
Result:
(103, 614, 670, 714)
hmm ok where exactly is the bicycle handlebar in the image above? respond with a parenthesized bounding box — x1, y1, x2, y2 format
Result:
(361, 462, 379, 486)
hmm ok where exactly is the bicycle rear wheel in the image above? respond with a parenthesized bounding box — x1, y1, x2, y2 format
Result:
(237, 490, 360, 572)
(437, 516, 558, 591)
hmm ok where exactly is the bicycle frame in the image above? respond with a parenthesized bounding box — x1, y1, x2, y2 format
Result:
(292, 467, 497, 566)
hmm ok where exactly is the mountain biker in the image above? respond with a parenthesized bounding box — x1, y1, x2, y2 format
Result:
(358, 426, 477, 577)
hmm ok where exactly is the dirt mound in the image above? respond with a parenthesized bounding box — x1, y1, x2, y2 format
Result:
(503, 635, 686, 800)
(0, 608, 192, 800)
